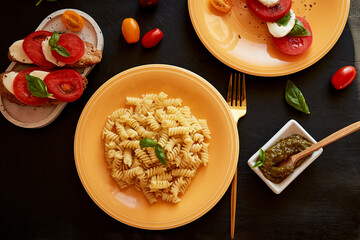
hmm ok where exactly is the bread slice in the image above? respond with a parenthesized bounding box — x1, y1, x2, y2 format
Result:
(0, 70, 88, 107)
(8, 41, 102, 68)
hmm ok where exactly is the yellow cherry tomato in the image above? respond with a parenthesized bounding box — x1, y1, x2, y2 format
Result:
(122, 18, 140, 44)
(210, 0, 233, 13)
(61, 10, 85, 32)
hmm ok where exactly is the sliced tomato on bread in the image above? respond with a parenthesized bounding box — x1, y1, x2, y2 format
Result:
(51, 33, 85, 64)
(22, 31, 56, 69)
(44, 69, 84, 102)
(246, 0, 292, 22)
(271, 16, 313, 55)
(13, 67, 51, 106)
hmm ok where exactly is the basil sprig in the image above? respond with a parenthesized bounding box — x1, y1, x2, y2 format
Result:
(252, 148, 265, 169)
(26, 74, 53, 98)
(48, 32, 71, 57)
(276, 11, 291, 26)
(285, 80, 310, 114)
(140, 138, 166, 166)
(287, 19, 311, 37)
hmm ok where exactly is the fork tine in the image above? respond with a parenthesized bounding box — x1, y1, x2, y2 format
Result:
(241, 74, 246, 107)
(236, 73, 241, 107)
(227, 73, 233, 104)
(232, 73, 237, 106)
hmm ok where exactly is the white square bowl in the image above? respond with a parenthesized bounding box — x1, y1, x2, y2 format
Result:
(247, 119, 323, 194)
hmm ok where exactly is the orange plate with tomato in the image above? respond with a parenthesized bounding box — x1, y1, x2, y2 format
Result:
(0, 9, 104, 128)
(188, 0, 350, 76)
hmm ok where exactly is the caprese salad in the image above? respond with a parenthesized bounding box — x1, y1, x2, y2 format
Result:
(8, 30, 102, 68)
(0, 67, 87, 106)
(247, 0, 313, 55)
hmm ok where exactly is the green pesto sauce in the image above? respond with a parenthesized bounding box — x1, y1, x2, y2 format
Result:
(260, 134, 313, 183)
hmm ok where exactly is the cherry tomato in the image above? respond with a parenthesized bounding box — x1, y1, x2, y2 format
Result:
(22, 31, 55, 69)
(13, 67, 50, 106)
(210, 0, 233, 13)
(331, 66, 357, 90)
(61, 10, 85, 32)
(138, 0, 158, 8)
(141, 28, 164, 48)
(122, 18, 140, 44)
(271, 17, 313, 55)
(246, 0, 292, 22)
(51, 33, 85, 64)
(44, 69, 84, 102)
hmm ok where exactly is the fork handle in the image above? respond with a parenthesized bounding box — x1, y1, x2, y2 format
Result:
(230, 168, 237, 240)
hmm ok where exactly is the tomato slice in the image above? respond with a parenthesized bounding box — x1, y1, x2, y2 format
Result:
(246, 0, 292, 22)
(13, 67, 51, 106)
(210, 0, 233, 13)
(61, 10, 85, 32)
(51, 33, 85, 64)
(43, 69, 83, 102)
(271, 17, 313, 56)
(22, 31, 56, 69)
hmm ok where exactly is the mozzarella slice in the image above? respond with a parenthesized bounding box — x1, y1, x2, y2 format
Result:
(41, 37, 66, 67)
(9, 40, 33, 64)
(29, 70, 50, 80)
(267, 10, 296, 38)
(258, 0, 279, 7)
(2, 72, 18, 94)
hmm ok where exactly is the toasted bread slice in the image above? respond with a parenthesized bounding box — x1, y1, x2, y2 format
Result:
(8, 41, 102, 68)
(0, 70, 88, 107)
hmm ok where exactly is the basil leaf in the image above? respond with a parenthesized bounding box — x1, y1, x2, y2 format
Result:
(140, 138, 158, 148)
(48, 32, 71, 57)
(276, 11, 291, 26)
(54, 46, 71, 57)
(155, 144, 166, 166)
(252, 148, 265, 169)
(285, 80, 310, 114)
(287, 19, 311, 37)
(26, 74, 52, 98)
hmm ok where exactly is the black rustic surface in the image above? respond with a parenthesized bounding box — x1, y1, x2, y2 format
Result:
(0, 0, 359, 239)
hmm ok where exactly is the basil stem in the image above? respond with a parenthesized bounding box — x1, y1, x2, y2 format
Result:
(26, 74, 52, 98)
(48, 32, 71, 57)
(285, 80, 310, 114)
(155, 144, 167, 166)
(140, 138, 158, 148)
(252, 148, 265, 169)
(36, 0, 58, 6)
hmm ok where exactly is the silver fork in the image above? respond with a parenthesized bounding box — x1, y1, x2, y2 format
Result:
(227, 73, 247, 240)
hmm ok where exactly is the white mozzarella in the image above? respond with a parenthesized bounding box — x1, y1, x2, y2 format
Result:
(258, 0, 279, 7)
(9, 40, 33, 64)
(29, 70, 50, 80)
(267, 10, 296, 38)
(2, 72, 18, 94)
(41, 37, 66, 67)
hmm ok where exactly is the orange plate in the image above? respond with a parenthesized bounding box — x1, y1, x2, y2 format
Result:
(188, 0, 350, 76)
(74, 64, 239, 229)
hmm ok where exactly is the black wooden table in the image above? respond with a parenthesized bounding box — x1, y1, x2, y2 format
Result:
(1, 0, 359, 239)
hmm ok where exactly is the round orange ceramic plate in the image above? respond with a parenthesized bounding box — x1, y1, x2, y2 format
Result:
(188, 0, 350, 76)
(74, 64, 239, 229)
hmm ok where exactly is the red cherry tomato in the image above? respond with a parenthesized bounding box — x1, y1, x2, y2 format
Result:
(271, 17, 313, 56)
(138, 0, 158, 8)
(13, 67, 51, 106)
(331, 66, 357, 90)
(22, 31, 55, 69)
(44, 69, 84, 102)
(246, 0, 292, 22)
(141, 28, 164, 48)
(51, 33, 85, 64)
(210, 0, 233, 13)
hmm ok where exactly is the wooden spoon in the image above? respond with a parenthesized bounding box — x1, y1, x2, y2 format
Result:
(280, 121, 360, 167)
